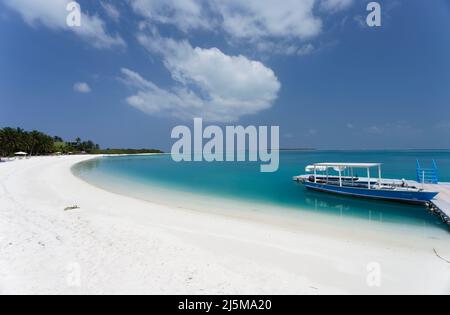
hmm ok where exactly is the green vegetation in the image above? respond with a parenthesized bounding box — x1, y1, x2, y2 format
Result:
(92, 149, 164, 155)
(0, 127, 163, 157)
(0, 128, 55, 156)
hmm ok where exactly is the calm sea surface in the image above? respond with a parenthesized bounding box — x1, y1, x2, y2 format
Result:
(73, 151, 450, 230)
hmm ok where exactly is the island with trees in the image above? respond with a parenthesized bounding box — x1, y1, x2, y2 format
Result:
(0, 127, 163, 157)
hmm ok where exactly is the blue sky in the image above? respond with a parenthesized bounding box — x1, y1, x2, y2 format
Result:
(1, 0, 449, 150)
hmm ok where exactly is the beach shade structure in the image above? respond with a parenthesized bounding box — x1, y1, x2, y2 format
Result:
(14, 152, 28, 159)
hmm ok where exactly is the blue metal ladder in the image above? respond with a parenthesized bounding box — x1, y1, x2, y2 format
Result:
(416, 160, 439, 184)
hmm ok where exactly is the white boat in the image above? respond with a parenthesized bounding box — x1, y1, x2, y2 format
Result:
(293, 162, 439, 204)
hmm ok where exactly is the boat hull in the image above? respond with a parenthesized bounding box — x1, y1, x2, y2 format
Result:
(303, 182, 438, 204)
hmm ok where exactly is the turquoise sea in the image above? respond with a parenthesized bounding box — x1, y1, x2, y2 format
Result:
(73, 151, 450, 231)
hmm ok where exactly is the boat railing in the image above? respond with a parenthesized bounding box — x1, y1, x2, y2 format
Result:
(313, 177, 421, 192)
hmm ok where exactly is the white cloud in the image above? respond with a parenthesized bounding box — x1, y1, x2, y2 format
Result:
(365, 125, 383, 135)
(129, 0, 323, 40)
(3, 0, 125, 49)
(128, 1, 359, 57)
(353, 15, 367, 28)
(364, 121, 421, 136)
(255, 41, 315, 57)
(213, 0, 322, 40)
(101, 1, 120, 22)
(73, 82, 91, 93)
(320, 0, 353, 13)
(129, 0, 212, 32)
(121, 36, 281, 122)
(297, 43, 316, 55)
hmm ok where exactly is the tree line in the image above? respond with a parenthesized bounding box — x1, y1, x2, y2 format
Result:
(0, 127, 100, 156)
(0, 127, 163, 157)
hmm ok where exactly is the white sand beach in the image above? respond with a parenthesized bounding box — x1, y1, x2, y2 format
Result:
(0, 156, 449, 295)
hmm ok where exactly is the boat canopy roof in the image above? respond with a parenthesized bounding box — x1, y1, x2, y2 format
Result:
(313, 162, 382, 168)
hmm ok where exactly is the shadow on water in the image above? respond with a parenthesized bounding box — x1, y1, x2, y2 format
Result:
(300, 186, 442, 227)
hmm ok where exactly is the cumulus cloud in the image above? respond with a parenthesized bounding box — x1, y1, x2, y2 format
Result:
(121, 36, 281, 122)
(3, 0, 125, 49)
(73, 82, 91, 93)
(129, 0, 324, 40)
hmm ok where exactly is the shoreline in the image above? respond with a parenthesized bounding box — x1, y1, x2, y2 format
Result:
(73, 158, 449, 248)
(1, 155, 450, 294)
(72, 156, 450, 245)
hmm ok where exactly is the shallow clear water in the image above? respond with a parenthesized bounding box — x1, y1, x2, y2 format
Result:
(73, 151, 450, 230)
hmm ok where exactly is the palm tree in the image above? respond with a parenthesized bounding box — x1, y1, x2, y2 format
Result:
(0, 128, 23, 156)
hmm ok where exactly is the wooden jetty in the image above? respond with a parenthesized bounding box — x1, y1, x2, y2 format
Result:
(425, 183, 450, 225)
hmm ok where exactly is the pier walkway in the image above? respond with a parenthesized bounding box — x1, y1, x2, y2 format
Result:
(425, 183, 450, 225)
